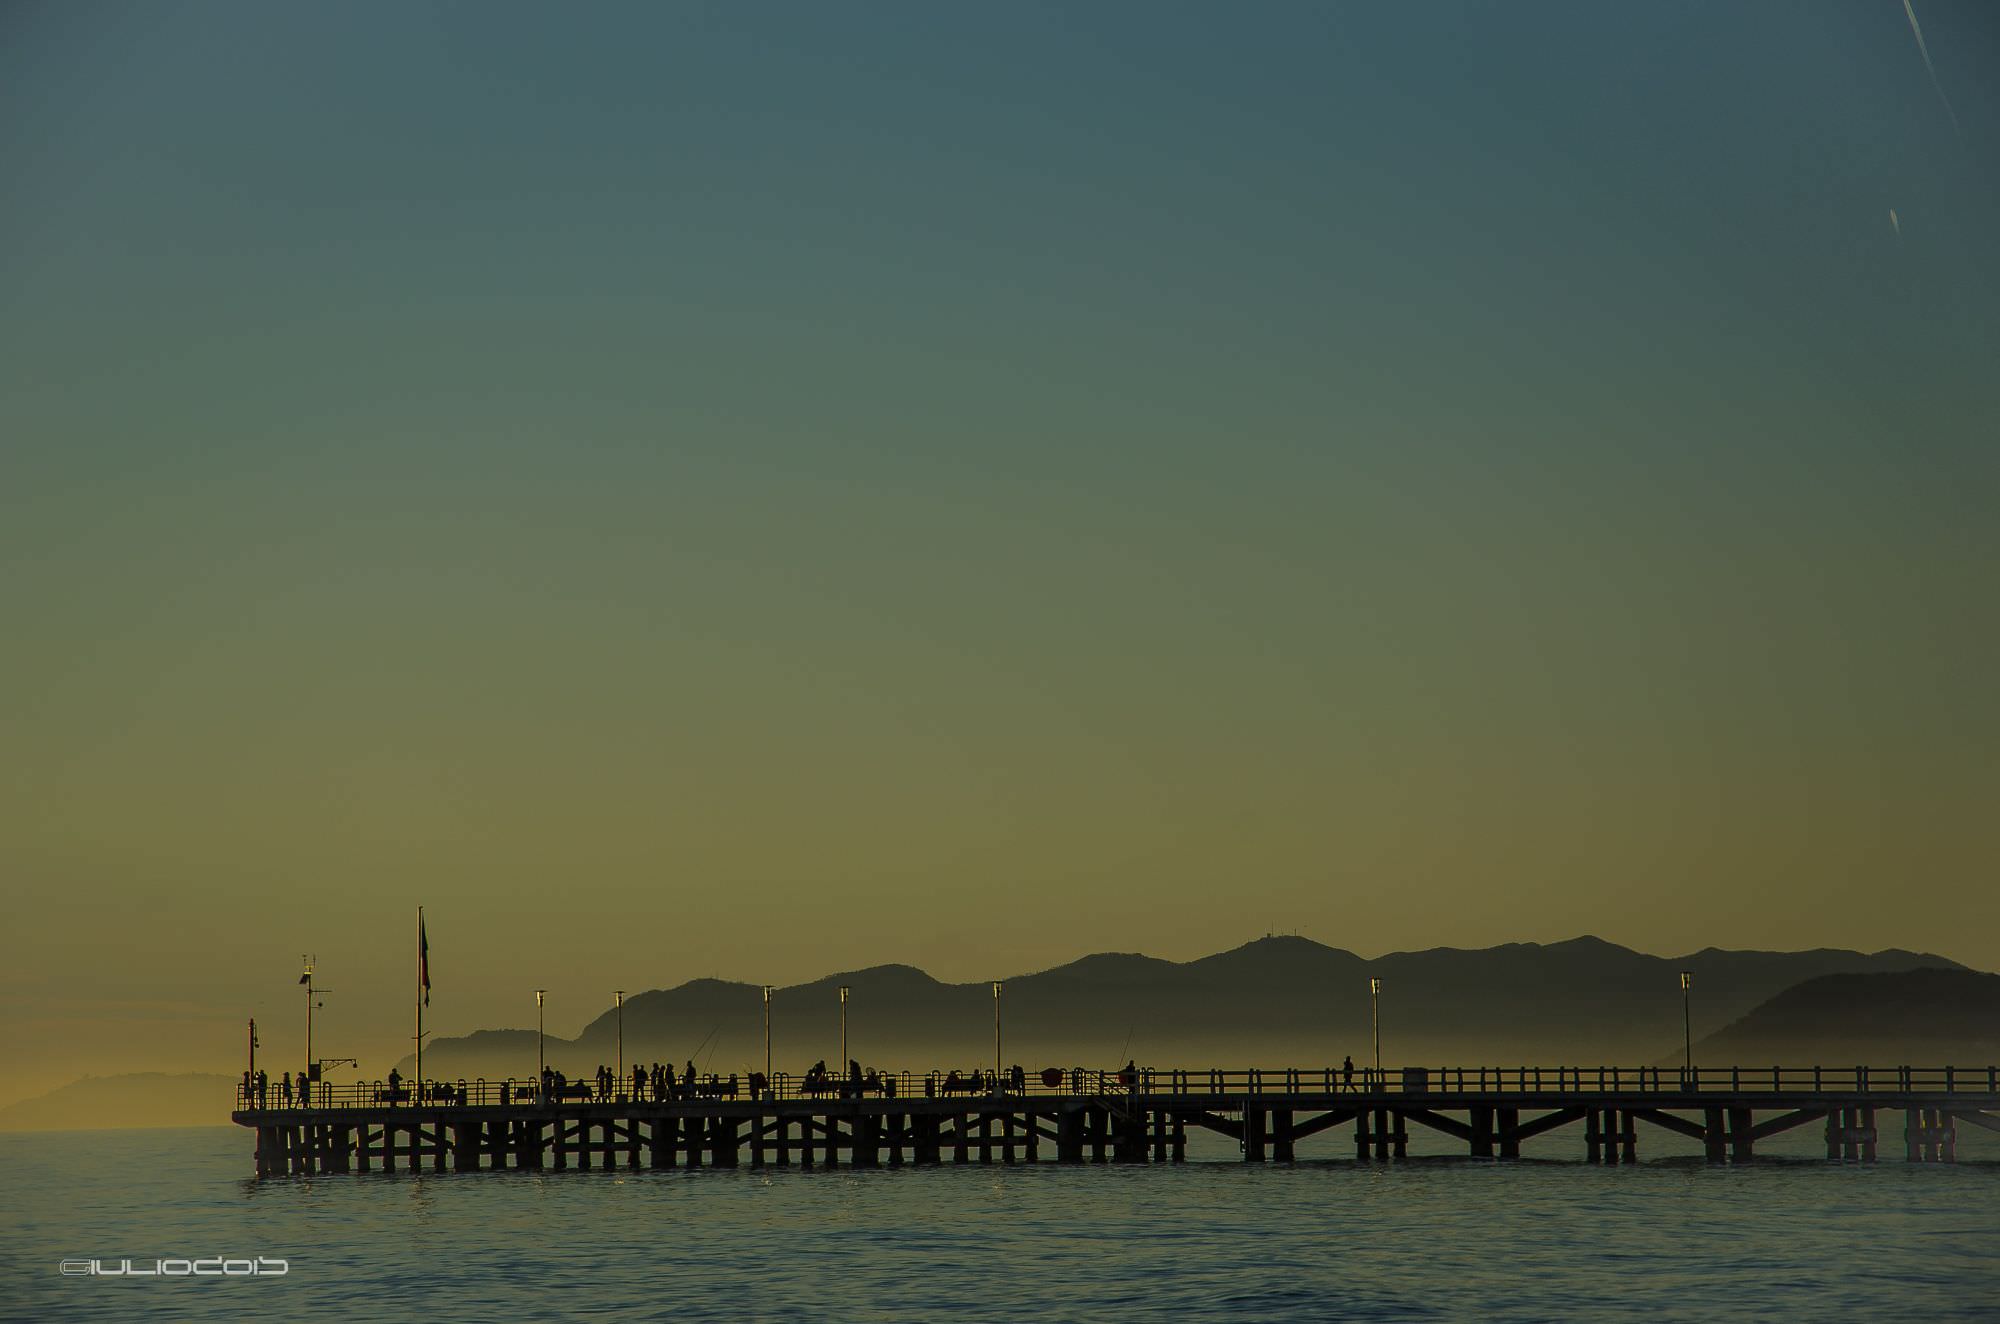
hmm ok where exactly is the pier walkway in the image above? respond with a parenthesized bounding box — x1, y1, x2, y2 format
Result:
(231, 1065, 2000, 1177)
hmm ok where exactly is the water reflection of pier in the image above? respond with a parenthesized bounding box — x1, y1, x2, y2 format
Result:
(232, 1065, 1999, 1177)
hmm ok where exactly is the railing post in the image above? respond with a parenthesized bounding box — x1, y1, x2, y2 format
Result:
(1946, 1066, 1954, 1094)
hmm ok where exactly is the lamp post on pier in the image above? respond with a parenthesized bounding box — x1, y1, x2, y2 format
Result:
(839, 984, 850, 1070)
(1369, 977, 1383, 1085)
(615, 990, 625, 1097)
(992, 981, 1003, 1081)
(1680, 971, 1693, 1081)
(762, 985, 774, 1084)
(535, 989, 547, 1087)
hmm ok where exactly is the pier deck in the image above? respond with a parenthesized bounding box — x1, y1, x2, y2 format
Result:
(231, 1066, 2000, 1177)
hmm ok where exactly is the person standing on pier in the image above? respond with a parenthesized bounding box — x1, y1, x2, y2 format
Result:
(282, 1071, 293, 1106)
(299, 1070, 310, 1108)
(387, 1066, 402, 1104)
(1343, 1056, 1354, 1091)
(256, 1069, 267, 1107)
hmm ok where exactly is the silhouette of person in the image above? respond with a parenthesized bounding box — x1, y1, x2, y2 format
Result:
(1342, 1055, 1354, 1091)
(241, 1070, 252, 1105)
(848, 1059, 862, 1098)
(256, 1069, 268, 1108)
(282, 1071, 293, 1106)
(299, 1071, 310, 1108)
(684, 1061, 697, 1096)
(1011, 1064, 1025, 1092)
(387, 1067, 402, 1105)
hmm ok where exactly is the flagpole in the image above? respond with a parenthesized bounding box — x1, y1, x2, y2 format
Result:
(415, 906, 424, 1092)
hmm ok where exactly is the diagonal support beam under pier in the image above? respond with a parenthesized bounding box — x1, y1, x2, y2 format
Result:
(1747, 1108, 1831, 1143)
(1181, 1111, 1244, 1141)
(1626, 1109, 1707, 1142)
(1400, 1109, 1475, 1143)
(1947, 1109, 2000, 1134)
(1286, 1109, 1360, 1143)
(1505, 1108, 1586, 1144)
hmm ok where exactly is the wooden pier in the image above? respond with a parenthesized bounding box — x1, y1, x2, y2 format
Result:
(232, 1066, 2000, 1178)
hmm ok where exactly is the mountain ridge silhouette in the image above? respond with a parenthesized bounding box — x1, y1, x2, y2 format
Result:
(398, 936, 1972, 1079)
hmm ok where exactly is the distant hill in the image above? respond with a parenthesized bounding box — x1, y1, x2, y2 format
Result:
(1681, 969, 2000, 1066)
(0, 1073, 236, 1132)
(396, 937, 1967, 1082)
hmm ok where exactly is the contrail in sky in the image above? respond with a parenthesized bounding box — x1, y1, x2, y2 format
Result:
(1901, 0, 1962, 133)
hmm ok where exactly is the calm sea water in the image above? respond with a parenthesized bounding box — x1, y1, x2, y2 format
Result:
(4, 1124, 1997, 1321)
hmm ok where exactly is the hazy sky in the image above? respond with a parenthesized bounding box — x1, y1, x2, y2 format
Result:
(2, 1, 1994, 1100)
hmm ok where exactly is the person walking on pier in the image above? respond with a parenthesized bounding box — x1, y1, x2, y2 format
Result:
(1343, 1056, 1354, 1091)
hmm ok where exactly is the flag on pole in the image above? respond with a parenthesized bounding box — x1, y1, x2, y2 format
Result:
(420, 912, 431, 1006)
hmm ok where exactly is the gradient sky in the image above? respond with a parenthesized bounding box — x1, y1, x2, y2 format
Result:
(2, 1, 1995, 1102)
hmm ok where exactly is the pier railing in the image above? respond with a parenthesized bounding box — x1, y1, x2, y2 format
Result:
(234, 1064, 2000, 1111)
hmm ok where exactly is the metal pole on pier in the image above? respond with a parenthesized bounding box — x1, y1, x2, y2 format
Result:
(762, 985, 774, 1083)
(615, 990, 625, 1094)
(839, 985, 849, 1070)
(535, 989, 547, 1085)
(992, 981, 1003, 1081)
(1680, 971, 1693, 1078)
(1370, 977, 1382, 1083)
(300, 956, 315, 1076)
(415, 908, 427, 1090)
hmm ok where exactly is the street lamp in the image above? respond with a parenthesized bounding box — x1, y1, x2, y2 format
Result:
(762, 985, 775, 1084)
(1369, 977, 1383, 1083)
(992, 981, 1004, 1082)
(300, 955, 315, 1077)
(300, 955, 330, 1085)
(839, 985, 850, 1069)
(1680, 971, 1693, 1079)
(615, 990, 626, 1097)
(535, 989, 548, 1086)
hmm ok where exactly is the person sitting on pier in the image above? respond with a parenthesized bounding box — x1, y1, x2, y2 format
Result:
(942, 1069, 962, 1095)
(968, 1069, 984, 1094)
(1010, 1064, 1025, 1093)
(863, 1068, 881, 1095)
(883, 1072, 897, 1099)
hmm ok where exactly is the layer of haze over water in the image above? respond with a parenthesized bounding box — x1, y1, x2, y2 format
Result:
(2, 1, 1995, 1103)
